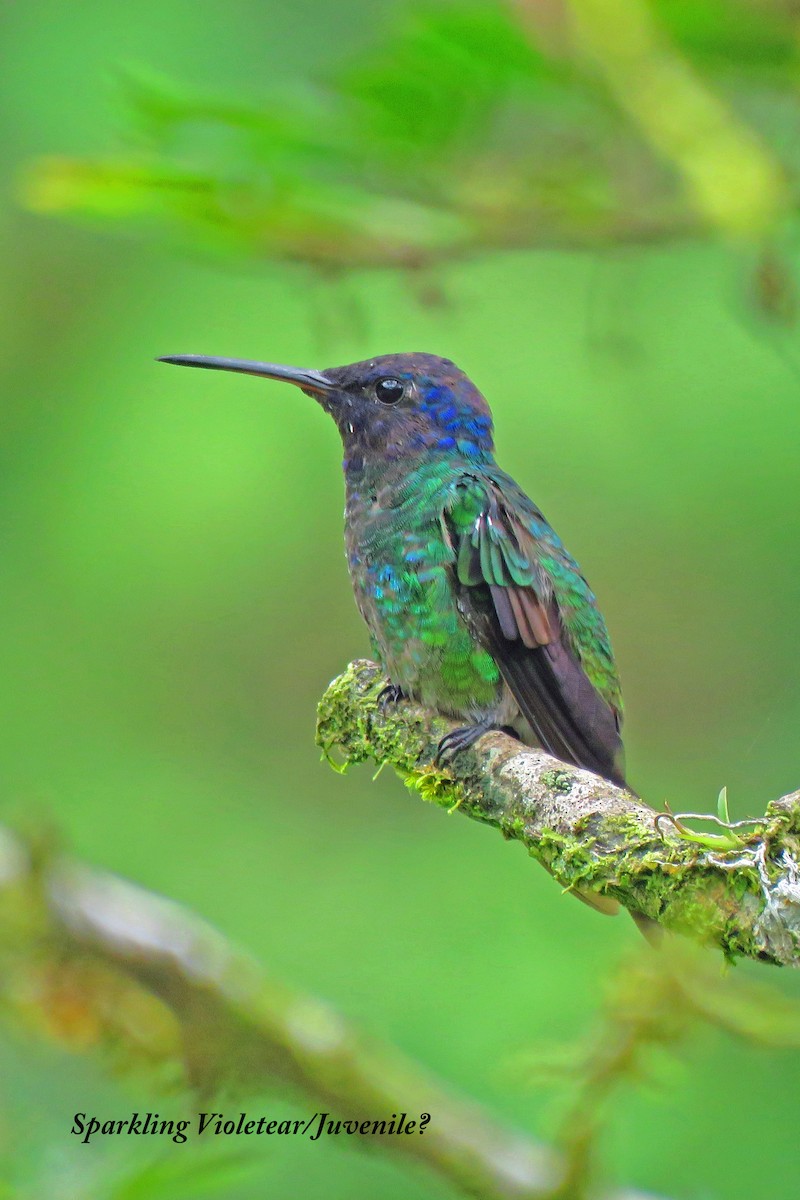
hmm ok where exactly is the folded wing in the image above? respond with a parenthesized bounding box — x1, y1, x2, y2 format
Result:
(449, 479, 625, 787)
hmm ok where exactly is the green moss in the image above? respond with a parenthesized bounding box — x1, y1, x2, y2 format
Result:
(316, 661, 434, 774)
(541, 769, 574, 793)
(534, 828, 604, 890)
(316, 661, 800, 965)
(402, 768, 463, 810)
(527, 816, 756, 937)
(594, 811, 656, 844)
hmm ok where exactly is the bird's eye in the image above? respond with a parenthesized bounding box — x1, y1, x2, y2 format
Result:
(374, 377, 406, 405)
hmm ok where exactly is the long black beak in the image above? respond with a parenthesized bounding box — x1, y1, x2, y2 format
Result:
(158, 354, 333, 394)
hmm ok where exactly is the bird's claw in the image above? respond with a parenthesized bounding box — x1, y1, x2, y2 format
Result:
(434, 722, 494, 766)
(377, 682, 405, 713)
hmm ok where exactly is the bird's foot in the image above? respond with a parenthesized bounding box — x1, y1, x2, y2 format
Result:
(434, 719, 495, 766)
(377, 682, 406, 713)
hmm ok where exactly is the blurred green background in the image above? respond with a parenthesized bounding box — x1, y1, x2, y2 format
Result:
(3, 2, 800, 1198)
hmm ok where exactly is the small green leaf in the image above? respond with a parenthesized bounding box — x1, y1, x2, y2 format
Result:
(717, 786, 730, 824)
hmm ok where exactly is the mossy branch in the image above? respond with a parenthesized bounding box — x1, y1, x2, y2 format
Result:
(317, 660, 800, 966)
(0, 824, 668, 1200)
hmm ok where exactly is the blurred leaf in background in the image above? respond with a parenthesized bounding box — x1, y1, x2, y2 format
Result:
(17, 0, 800, 284)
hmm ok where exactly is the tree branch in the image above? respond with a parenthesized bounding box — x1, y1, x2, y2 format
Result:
(316, 660, 800, 966)
(0, 823, 664, 1200)
(4, 657, 794, 1199)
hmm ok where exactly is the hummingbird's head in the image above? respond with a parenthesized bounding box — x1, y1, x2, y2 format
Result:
(159, 351, 495, 468)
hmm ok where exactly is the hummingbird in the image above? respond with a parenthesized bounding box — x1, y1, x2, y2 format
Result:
(159, 352, 625, 788)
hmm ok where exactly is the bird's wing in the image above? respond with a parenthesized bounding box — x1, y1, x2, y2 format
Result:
(445, 475, 625, 787)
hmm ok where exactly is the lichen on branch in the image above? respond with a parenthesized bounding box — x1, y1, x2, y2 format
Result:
(316, 660, 800, 966)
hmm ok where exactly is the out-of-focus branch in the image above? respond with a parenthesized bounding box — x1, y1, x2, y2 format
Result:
(0, 824, 664, 1200)
(317, 660, 800, 966)
(17, 1, 800, 318)
(515, 0, 788, 238)
(541, 940, 800, 1196)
